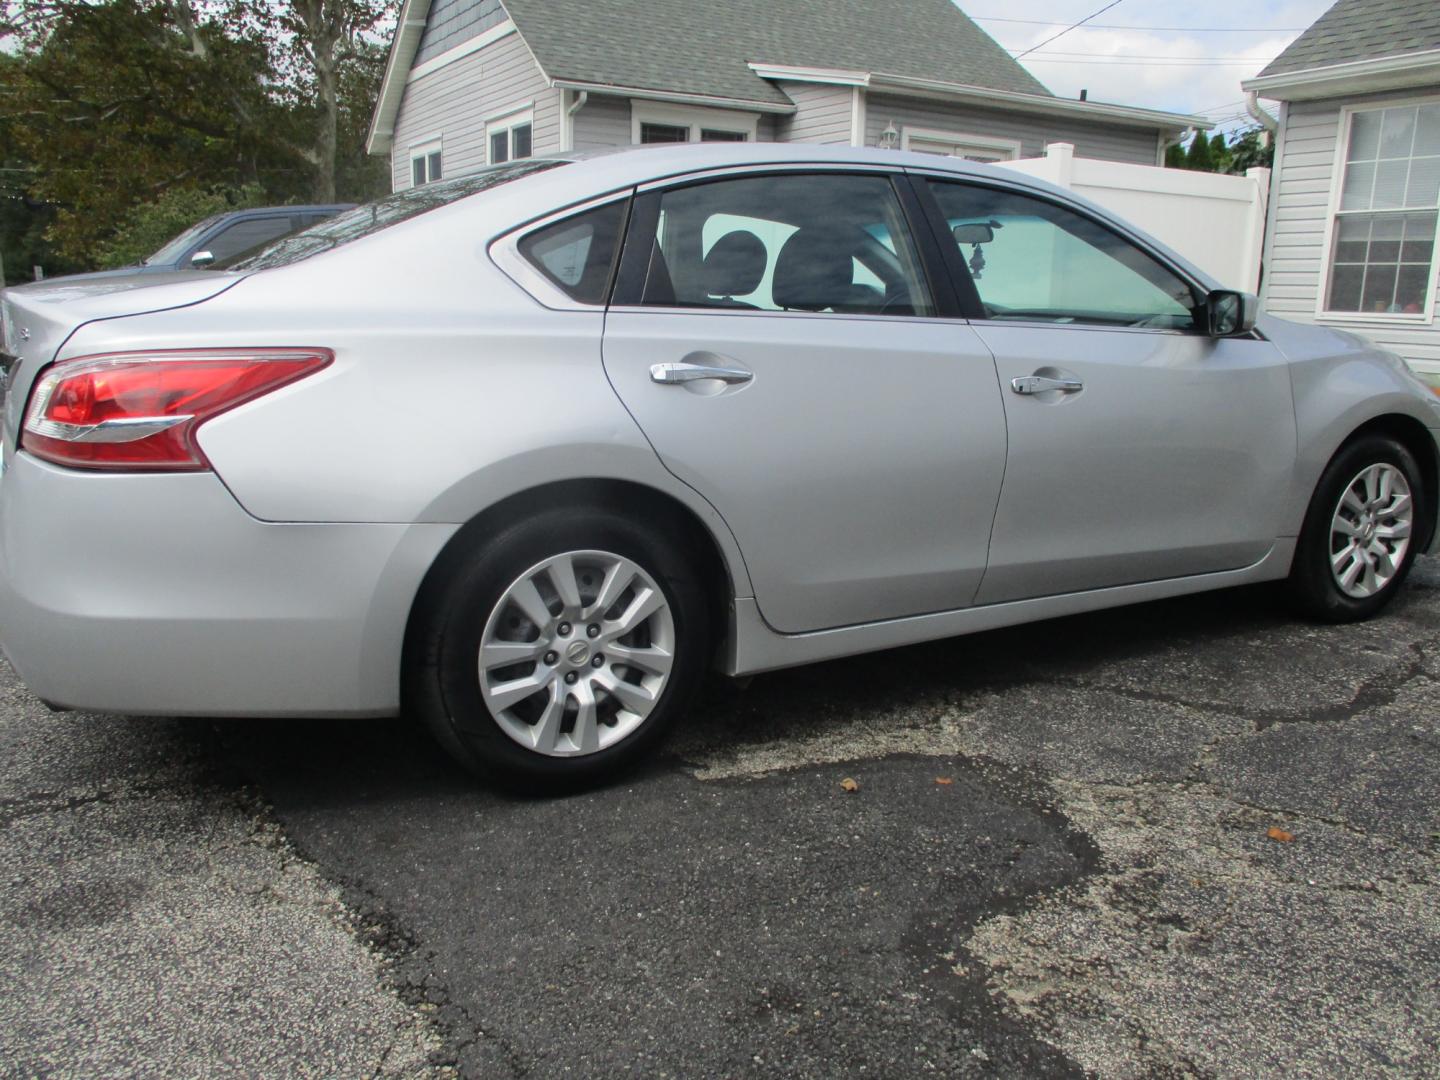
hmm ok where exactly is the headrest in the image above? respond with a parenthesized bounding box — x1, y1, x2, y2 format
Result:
(701, 231, 768, 299)
(771, 229, 855, 312)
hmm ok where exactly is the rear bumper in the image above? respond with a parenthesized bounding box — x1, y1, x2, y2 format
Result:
(0, 452, 455, 716)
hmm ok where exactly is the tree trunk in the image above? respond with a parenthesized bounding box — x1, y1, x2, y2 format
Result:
(312, 28, 338, 202)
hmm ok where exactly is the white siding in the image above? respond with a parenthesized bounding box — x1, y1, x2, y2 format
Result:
(774, 82, 854, 144)
(1260, 91, 1440, 369)
(571, 93, 631, 151)
(390, 31, 559, 190)
(863, 93, 1159, 165)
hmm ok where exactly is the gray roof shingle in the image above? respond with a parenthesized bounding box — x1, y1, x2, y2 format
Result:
(1258, 0, 1440, 76)
(499, 0, 1051, 106)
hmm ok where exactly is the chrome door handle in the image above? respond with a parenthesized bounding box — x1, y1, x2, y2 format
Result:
(1010, 375, 1083, 395)
(650, 362, 754, 385)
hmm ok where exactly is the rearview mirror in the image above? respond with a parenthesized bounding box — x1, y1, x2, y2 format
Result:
(1206, 290, 1257, 337)
(190, 250, 215, 267)
(952, 223, 995, 246)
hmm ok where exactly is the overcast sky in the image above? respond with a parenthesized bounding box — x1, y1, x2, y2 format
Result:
(961, 0, 1336, 131)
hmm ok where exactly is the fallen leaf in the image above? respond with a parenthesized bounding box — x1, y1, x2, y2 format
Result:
(1267, 827, 1295, 843)
(840, 777, 860, 793)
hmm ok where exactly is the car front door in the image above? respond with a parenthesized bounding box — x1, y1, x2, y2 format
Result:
(601, 169, 1009, 633)
(919, 176, 1298, 605)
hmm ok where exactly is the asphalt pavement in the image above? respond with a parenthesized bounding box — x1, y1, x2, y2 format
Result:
(2, 559, 1438, 1077)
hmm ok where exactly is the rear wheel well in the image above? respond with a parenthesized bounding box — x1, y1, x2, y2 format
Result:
(1337, 414, 1438, 549)
(402, 479, 734, 691)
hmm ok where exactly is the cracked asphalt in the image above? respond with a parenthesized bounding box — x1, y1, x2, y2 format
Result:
(2, 558, 1438, 1077)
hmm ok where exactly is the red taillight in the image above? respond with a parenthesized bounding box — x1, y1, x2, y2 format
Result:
(21, 349, 331, 471)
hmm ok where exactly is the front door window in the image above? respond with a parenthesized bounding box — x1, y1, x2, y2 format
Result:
(927, 179, 1202, 330)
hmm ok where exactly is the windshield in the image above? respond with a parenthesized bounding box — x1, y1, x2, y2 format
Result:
(225, 160, 566, 272)
(145, 214, 226, 266)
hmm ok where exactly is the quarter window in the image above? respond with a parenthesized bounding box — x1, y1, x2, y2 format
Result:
(617, 172, 934, 317)
(1326, 102, 1440, 316)
(927, 180, 1201, 330)
(518, 200, 628, 305)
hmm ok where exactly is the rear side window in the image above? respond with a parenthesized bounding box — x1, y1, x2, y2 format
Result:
(614, 172, 934, 317)
(517, 199, 628, 305)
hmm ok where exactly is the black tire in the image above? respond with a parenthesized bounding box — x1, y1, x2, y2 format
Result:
(1287, 434, 1425, 622)
(408, 507, 709, 789)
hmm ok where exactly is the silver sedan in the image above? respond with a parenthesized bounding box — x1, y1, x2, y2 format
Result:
(2, 144, 1437, 786)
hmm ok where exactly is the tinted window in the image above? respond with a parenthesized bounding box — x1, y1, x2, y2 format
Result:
(518, 199, 628, 304)
(146, 214, 225, 266)
(620, 173, 934, 316)
(203, 216, 298, 262)
(928, 180, 1200, 330)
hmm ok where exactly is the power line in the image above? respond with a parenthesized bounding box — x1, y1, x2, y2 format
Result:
(1012, 0, 1126, 60)
(1017, 50, 1277, 62)
(1021, 57, 1268, 65)
(974, 16, 1305, 32)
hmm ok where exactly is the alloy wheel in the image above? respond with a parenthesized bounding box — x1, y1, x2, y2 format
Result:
(1328, 463, 1413, 599)
(478, 550, 676, 756)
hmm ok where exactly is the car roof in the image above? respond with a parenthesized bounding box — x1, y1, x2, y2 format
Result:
(552, 141, 1013, 186)
(215, 204, 356, 220)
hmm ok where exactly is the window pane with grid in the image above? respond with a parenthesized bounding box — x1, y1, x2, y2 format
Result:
(699, 129, 746, 142)
(491, 130, 509, 164)
(1340, 104, 1440, 212)
(1327, 210, 1437, 313)
(1329, 102, 1440, 314)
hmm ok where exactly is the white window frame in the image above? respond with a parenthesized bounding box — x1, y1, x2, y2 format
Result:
(486, 104, 535, 165)
(630, 101, 759, 145)
(1316, 94, 1440, 326)
(408, 135, 443, 188)
(900, 126, 1021, 162)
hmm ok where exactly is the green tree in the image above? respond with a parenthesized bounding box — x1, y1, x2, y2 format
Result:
(257, 0, 397, 203)
(1209, 132, 1233, 174)
(2, 0, 306, 263)
(1226, 127, 1275, 173)
(1184, 131, 1214, 171)
(1164, 142, 1187, 169)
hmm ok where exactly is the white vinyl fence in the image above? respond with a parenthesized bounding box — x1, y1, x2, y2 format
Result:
(999, 143, 1271, 293)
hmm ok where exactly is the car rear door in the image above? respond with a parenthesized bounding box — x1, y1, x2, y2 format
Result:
(915, 174, 1298, 605)
(600, 167, 1009, 634)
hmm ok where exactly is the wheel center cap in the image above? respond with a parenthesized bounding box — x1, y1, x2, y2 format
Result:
(1360, 521, 1377, 543)
(565, 640, 590, 666)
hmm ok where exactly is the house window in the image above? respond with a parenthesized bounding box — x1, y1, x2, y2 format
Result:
(900, 127, 1021, 163)
(410, 139, 443, 187)
(488, 107, 534, 165)
(640, 123, 690, 144)
(631, 102, 757, 145)
(1325, 101, 1440, 317)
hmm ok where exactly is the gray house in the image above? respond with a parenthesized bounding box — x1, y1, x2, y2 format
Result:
(368, 0, 1206, 192)
(1244, 0, 1440, 384)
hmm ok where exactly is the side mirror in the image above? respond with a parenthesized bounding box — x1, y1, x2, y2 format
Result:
(1206, 290, 1257, 337)
(189, 250, 215, 267)
(952, 223, 995, 246)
